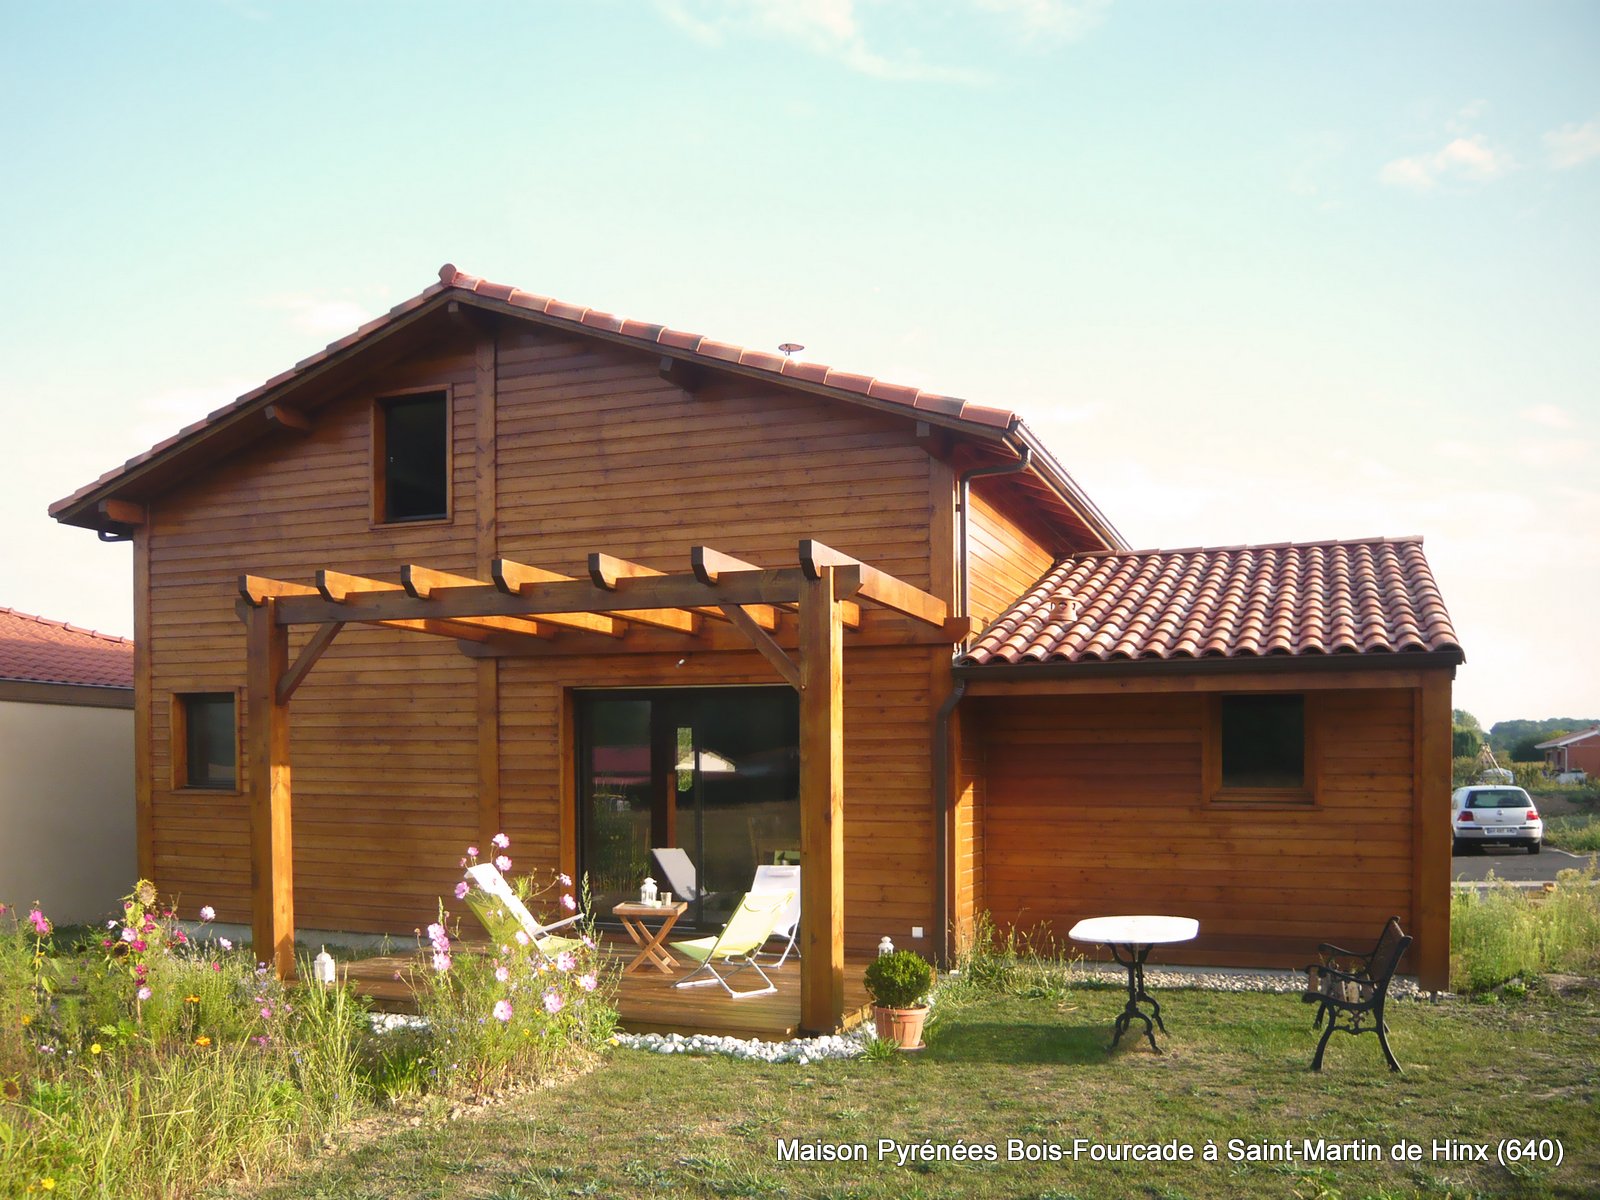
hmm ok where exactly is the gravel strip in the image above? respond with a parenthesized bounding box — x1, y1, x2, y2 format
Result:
(1058, 962, 1440, 1001)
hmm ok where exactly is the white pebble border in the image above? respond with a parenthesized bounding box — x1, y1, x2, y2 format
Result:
(613, 1028, 875, 1062)
(1064, 962, 1437, 1001)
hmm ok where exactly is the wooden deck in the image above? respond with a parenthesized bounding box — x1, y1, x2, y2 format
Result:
(338, 938, 874, 1040)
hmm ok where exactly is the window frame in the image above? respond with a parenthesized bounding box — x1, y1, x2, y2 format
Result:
(1204, 691, 1318, 808)
(171, 689, 242, 794)
(371, 385, 454, 527)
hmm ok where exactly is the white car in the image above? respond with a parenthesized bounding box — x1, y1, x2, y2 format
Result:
(1451, 786, 1542, 854)
(1554, 769, 1588, 785)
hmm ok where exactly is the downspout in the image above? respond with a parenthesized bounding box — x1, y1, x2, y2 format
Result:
(934, 440, 1031, 967)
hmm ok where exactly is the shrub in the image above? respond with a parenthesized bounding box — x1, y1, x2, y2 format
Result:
(864, 950, 934, 1009)
(1451, 864, 1600, 992)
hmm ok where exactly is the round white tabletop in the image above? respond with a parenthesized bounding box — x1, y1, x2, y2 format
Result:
(1068, 915, 1199, 946)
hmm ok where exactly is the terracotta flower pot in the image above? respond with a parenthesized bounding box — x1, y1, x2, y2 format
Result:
(872, 1004, 928, 1051)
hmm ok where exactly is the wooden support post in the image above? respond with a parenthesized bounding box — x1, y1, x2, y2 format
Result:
(798, 566, 845, 1033)
(244, 598, 295, 980)
(1413, 670, 1453, 991)
(475, 330, 503, 855)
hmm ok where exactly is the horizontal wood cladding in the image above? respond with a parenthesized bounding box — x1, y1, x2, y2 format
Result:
(965, 485, 1057, 630)
(974, 687, 1418, 969)
(139, 324, 942, 936)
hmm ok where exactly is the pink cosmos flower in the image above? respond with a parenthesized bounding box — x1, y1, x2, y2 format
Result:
(199, 905, 216, 922)
(432, 952, 453, 973)
(454, 881, 470, 900)
(28, 909, 51, 936)
(493, 999, 513, 1022)
(120, 927, 135, 943)
(561, 893, 577, 911)
(260, 1006, 273, 1020)
(131, 939, 148, 953)
(466, 845, 479, 858)
(495, 965, 510, 983)
(219, 937, 233, 951)
(426, 922, 451, 953)
(494, 855, 512, 872)
(558, 873, 572, 887)
(174, 930, 188, 945)
(543, 989, 564, 1014)
(492, 832, 510, 849)
(514, 930, 530, 946)
(555, 951, 576, 973)
(578, 973, 598, 992)
(580, 934, 595, 950)
(137, 986, 152, 1001)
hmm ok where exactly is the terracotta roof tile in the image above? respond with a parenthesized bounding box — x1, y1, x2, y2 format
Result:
(0, 607, 133, 689)
(960, 536, 1462, 667)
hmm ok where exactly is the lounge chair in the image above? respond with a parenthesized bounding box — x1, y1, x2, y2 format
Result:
(650, 847, 721, 907)
(671, 891, 794, 999)
(461, 863, 585, 959)
(750, 863, 801, 967)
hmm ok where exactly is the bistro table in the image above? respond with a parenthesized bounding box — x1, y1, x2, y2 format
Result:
(612, 900, 689, 976)
(1069, 915, 1199, 1054)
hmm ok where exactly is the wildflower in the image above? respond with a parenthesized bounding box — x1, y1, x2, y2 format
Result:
(578, 973, 598, 992)
(580, 934, 595, 950)
(493, 999, 513, 1022)
(555, 951, 576, 972)
(514, 930, 530, 947)
(467, 845, 479, 858)
(211, 962, 222, 972)
(106, 918, 118, 929)
(39, 1179, 55, 1191)
(495, 965, 510, 983)
(131, 938, 148, 952)
(494, 854, 512, 872)
(173, 929, 188, 946)
(260, 1006, 273, 1019)
(199, 905, 216, 922)
(20, 1015, 32, 1026)
(458, 856, 468, 867)
(185, 994, 201, 1004)
(426, 922, 451, 952)
(492, 832, 510, 849)
(254, 1035, 270, 1047)
(195, 1035, 211, 1047)
(90, 1043, 103, 1055)
(135, 881, 157, 906)
(561, 893, 577, 911)
(137, 986, 152, 1002)
(542, 989, 564, 1014)
(218, 937, 233, 951)
(432, 951, 453, 972)
(558, 872, 572, 887)
(120, 927, 135, 943)
(454, 881, 469, 900)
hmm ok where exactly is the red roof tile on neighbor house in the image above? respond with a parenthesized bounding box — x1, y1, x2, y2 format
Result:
(0, 607, 134, 688)
(959, 536, 1462, 667)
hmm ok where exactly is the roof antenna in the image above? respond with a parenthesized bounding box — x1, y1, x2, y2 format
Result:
(778, 343, 805, 358)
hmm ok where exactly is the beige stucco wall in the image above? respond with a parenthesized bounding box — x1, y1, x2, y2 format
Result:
(0, 698, 134, 924)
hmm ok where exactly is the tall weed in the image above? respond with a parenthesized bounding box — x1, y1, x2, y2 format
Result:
(1451, 864, 1600, 991)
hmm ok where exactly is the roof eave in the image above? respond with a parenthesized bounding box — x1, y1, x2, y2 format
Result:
(953, 648, 1466, 682)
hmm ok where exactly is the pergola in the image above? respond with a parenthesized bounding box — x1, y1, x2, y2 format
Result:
(236, 538, 961, 1032)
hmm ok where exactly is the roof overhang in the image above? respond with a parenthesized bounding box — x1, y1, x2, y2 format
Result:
(953, 648, 1464, 691)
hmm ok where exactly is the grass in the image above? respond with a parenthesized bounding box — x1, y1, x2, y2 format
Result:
(1542, 814, 1600, 853)
(1451, 865, 1600, 992)
(226, 982, 1600, 1200)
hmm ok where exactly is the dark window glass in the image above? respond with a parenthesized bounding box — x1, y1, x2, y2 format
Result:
(1466, 789, 1531, 810)
(381, 393, 447, 521)
(183, 693, 236, 789)
(1220, 694, 1304, 789)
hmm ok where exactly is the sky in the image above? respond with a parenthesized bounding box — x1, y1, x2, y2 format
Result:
(1, 0, 1596, 728)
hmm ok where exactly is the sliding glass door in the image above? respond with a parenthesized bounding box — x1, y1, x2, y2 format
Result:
(578, 687, 799, 930)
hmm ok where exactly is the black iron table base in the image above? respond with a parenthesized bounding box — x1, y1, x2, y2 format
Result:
(1107, 941, 1166, 1054)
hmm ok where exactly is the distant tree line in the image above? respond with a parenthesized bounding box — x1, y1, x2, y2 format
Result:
(1452, 711, 1600, 763)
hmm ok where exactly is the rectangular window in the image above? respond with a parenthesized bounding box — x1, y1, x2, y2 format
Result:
(176, 693, 237, 790)
(1214, 693, 1310, 801)
(376, 391, 448, 522)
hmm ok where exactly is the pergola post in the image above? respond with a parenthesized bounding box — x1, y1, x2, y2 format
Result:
(798, 565, 845, 1032)
(245, 597, 296, 978)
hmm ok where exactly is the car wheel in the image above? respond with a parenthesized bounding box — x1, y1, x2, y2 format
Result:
(1529, 841, 1541, 855)
(1452, 838, 1465, 856)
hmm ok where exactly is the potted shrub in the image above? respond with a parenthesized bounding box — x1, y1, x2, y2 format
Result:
(864, 949, 934, 1050)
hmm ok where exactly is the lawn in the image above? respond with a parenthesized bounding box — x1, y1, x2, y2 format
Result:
(228, 981, 1600, 1200)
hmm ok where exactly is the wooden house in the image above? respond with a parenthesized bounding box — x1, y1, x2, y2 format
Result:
(50, 265, 1462, 1030)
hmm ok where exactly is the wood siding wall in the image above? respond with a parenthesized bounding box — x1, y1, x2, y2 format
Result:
(974, 687, 1425, 970)
(142, 324, 944, 940)
(964, 486, 1057, 631)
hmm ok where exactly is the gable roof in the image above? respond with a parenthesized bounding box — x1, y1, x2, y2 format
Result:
(0, 606, 134, 689)
(1535, 726, 1600, 749)
(957, 535, 1463, 669)
(49, 265, 1124, 551)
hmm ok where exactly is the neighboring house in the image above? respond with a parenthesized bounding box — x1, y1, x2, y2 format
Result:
(0, 607, 135, 923)
(1535, 726, 1600, 777)
(48, 265, 1462, 1025)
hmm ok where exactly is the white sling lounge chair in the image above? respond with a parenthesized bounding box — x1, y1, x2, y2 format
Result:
(671, 891, 794, 999)
(650, 847, 715, 905)
(750, 863, 801, 967)
(461, 863, 584, 960)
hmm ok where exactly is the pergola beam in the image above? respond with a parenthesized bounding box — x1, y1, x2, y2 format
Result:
(800, 538, 947, 627)
(316, 569, 550, 641)
(719, 604, 800, 688)
(585, 553, 703, 633)
(277, 621, 343, 704)
(692, 546, 855, 628)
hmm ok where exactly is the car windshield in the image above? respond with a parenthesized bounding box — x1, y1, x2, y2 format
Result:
(1466, 789, 1530, 810)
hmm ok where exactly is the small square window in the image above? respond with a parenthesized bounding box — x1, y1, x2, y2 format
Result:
(377, 391, 448, 522)
(1219, 694, 1305, 791)
(176, 693, 236, 790)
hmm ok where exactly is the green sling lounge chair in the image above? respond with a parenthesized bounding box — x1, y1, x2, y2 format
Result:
(671, 890, 794, 1000)
(462, 863, 585, 961)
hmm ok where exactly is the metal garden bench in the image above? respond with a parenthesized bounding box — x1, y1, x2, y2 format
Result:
(1301, 916, 1412, 1073)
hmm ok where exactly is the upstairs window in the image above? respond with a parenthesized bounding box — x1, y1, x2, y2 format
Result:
(176, 693, 237, 790)
(376, 391, 448, 522)
(1210, 693, 1311, 805)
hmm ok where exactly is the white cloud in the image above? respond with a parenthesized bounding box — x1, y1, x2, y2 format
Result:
(1380, 135, 1513, 191)
(1520, 403, 1576, 430)
(1543, 116, 1600, 169)
(262, 294, 376, 335)
(973, 0, 1111, 42)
